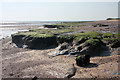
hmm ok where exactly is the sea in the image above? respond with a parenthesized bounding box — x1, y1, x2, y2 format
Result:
(0, 21, 57, 39)
(0, 21, 116, 39)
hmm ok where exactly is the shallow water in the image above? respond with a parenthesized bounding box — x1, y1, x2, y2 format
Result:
(100, 31, 116, 34)
(58, 29, 116, 36)
(0, 28, 28, 39)
(0, 21, 56, 39)
(0, 21, 57, 27)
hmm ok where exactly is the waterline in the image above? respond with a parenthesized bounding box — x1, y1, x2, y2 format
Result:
(0, 28, 28, 39)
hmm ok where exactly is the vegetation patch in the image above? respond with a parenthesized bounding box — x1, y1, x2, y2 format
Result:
(12, 31, 57, 49)
(114, 33, 120, 40)
(72, 31, 101, 45)
(92, 23, 108, 27)
(52, 21, 88, 27)
(12, 28, 120, 50)
(102, 32, 114, 38)
(84, 39, 101, 47)
(57, 35, 75, 44)
(102, 38, 120, 48)
(31, 28, 74, 35)
(74, 31, 101, 39)
(57, 31, 102, 45)
(103, 38, 117, 44)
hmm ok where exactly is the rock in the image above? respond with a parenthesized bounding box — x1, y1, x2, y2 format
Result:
(110, 47, 120, 55)
(69, 51, 80, 55)
(59, 42, 69, 50)
(76, 54, 90, 67)
(44, 25, 64, 28)
(59, 49, 69, 55)
(24, 36, 57, 49)
(32, 76, 38, 80)
(12, 34, 57, 49)
(111, 42, 120, 48)
(92, 24, 108, 27)
(12, 34, 25, 48)
(48, 49, 59, 56)
(11, 43, 17, 48)
(57, 35, 74, 44)
(48, 43, 73, 56)
(80, 46, 89, 53)
(23, 45, 28, 49)
(48, 49, 68, 56)
(79, 43, 86, 48)
(73, 38, 87, 46)
(9, 73, 14, 76)
(75, 46, 82, 51)
(80, 46, 104, 56)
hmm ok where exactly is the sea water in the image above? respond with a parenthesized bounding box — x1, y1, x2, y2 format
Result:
(0, 21, 57, 39)
(0, 28, 29, 39)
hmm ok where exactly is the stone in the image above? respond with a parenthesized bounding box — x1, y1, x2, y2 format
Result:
(69, 51, 80, 55)
(76, 54, 90, 67)
(48, 49, 68, 56)
(32, 76, 38, 80)
(9, 73, 14, 76)
(59, 42, 69, 50)
(12, 34, 57, 49)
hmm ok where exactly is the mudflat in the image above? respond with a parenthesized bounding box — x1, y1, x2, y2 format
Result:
(1, 20, 120, 78)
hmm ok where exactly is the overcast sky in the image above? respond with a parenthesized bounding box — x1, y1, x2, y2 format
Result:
(0, 0, 119, 21)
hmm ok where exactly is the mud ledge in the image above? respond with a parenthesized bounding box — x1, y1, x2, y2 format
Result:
(12, 28, 120, 56)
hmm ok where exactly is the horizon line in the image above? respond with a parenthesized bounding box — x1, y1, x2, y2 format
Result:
(0, 19, 106, 22)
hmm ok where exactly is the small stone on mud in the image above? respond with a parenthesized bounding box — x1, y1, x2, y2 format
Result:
(32, 76, 38, 80)
(9, 73, 14, 76)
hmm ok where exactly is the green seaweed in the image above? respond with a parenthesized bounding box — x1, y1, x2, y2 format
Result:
(73, 31, 101, 44)
(84, 39, 101, 47)
(31, 28, 74, 35)
(53, 21, 88, 27)
(102, 32, 114, 38)
(57, 35, 74, 43)
(12, 32, 54, 38)
(76, 55, 85, 59)
(103, 38, 118, 44)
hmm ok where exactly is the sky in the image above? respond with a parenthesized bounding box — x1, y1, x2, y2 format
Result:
(0, 0, 119, 21)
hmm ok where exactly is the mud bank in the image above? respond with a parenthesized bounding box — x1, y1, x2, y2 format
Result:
(2, 37, 120, 78)
(11, 29, 120, 57)
(2, 20, 120, 78)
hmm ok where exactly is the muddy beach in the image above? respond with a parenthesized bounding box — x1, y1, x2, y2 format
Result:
(1, 20, 120, 79)
(2, 37, 120, 78)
